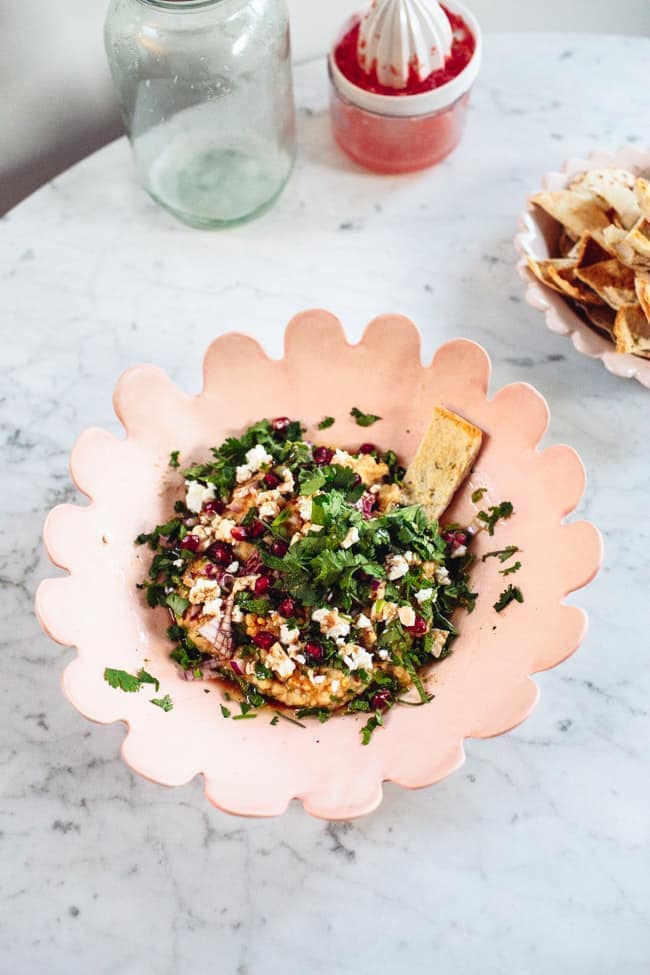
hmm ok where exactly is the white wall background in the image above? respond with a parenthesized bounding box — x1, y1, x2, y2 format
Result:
(3, 0, 649, 212)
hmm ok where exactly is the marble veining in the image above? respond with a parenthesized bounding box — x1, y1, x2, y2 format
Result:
(1, 34, 649, 975)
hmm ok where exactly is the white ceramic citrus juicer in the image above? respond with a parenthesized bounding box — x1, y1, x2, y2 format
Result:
(357, 0, 454, 89)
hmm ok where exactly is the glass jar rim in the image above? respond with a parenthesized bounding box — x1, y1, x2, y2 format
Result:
(136, 0, 226, 10)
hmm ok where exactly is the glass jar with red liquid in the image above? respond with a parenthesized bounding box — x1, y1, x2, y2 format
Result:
(329, 1, 481, 174)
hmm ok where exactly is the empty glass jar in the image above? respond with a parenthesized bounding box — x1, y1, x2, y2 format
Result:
(105, 0, 296, 228)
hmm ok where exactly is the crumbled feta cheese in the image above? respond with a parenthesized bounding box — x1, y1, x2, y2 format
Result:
(294, 653, 306, 665)
(451, 545, 467, 558)
(398, 605, 416, 628)
(435, 565, 451, 586)
(297, 496, 313, 521)
(405, 550, 418, 564)
(258, 499, 280, 518)
(342, 644, 374, 672)
(378, 649, 389, 660)
(231, 606, 243, 623)
(415, 588, 434, 604)
(341, 525, 360, 549)
(185, 480, 216, 514)
(331, 679, 340, 693)
(369, 484, 381, 495)
(371, 600, 399, 623)
(203, 597, 223, 617)
(226, 561, 239, 573)
(173, 559, 184, 569)
(235, 444, 273, 483)
(313, 675, 326, 685)
(312, 607, 350, 641)
(278, 469, 295, 494)
(386, 554, 409, 580)
(268, 642, 296, 679)
(334, 448, 353, 465)
(355, 613, 371, 629)
(214, 518, 236, 541)
(290, 532, 302, 547)
(280, 624, 299, 646)
(431, 629, 449, 658)
(188, 577, 220, 604)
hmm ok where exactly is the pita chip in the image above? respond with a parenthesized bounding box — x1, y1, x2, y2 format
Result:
(579, 303, 617, 337)
(526, 257, 603, 305)
(570, 168, 640, 229)
(613, 303, 650, 357)
(635, 178, 650, 221)
(402, 407, 483, 522)
(635, 273, 650, 322)
(530, 190, 611, 239)
(575, 258, 637, 309)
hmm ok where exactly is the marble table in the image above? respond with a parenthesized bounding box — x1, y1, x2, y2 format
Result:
(2, 34, 649, 975)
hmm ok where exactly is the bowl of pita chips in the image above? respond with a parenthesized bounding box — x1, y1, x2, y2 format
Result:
(516, 147, 650, 388)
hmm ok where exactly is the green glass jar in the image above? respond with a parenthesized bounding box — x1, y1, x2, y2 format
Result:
(105, 0, 296, 228)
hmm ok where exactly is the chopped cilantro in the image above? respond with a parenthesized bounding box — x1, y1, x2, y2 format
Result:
(295, 707, 332, 724)
(166, 593, 189, 618)
(494, 585, 524, 612)
(169, 450, 180, 469)
(270, 715, 280, 726)
(103, 668, 142, 693)
(220, 705, 232, 718)
(351, 406, 382, 427)
(477, 501, 514, 536)
(318, 416, 335, 430)
(361, 712, 383, 745)
(137, 669, 160, 692)
(471, 487, 487, 503)
(232, 713, 257, 720)
(151, 694, 173, 712)
(482, 545, 520, 563)
(500, 561, 522, 577)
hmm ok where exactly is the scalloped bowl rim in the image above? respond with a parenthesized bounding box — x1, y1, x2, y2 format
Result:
(35, 311, 603, 820)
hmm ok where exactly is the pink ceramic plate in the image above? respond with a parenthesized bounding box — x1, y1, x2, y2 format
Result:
(36, 312, 602, 820)
(515, 146, 650, 389)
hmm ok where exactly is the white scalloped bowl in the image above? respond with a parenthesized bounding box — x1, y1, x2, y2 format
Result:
(35, 312, 602, 820)
(515, 146, 650, 389)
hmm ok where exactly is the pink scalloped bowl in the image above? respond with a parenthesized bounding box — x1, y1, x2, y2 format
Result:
(35, 312, 602, 820)
(515, 146, 650, 389)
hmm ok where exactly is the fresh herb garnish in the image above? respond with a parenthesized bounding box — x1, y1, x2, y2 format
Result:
(137, 668, 160, 692)
(103, 668, 142, 693)
(169, 450, 180, 469)
(471, 487, 487, 503)
(351, 406, 382, 427)
(500, 561, 522, 577)
(295, 707, 332, 724)
(318, 416, 335, 430)
(270, 715, 280, 725)
(232, 713, 257, 720)
(273, 710, 307, 728)
(482, 545, 520, 563)
(477, 501, 514, 536)
(494, 585, 524, 612)
(151, 694, 174, 712)
(361, 712, 383, 745)
(221, 705, 232, 718)
(166, 593, 189, 618)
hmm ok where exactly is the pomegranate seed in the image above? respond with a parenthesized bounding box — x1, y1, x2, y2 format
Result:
(442, 531, 454, 545)
(253, 631, 275, 651)
(271, 416, 291, 433)
(278, 597, 295, 617)
(231, 525, 249, 542)
(455, 532, 468, 546)
(202, 499, 225, 515)
(270, 539, 288, 558)
(263, 471, 281, 489)
(249, 519, 266, 539)
(180, 533, 201, 552)
(358, 442, 376, 454)
(407, 616, 428, 636)
(313, 446, 334, 466)
(209, 542, 233, 565)
(204, 563, 218, 578)
(254, 575, 271, 596)
(230, 659, 243, 676)
(371, 689, 392, 712)
(305, 641, 323, 661)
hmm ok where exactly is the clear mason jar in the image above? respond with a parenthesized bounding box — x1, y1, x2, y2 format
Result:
(105, 0, 296, 228)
